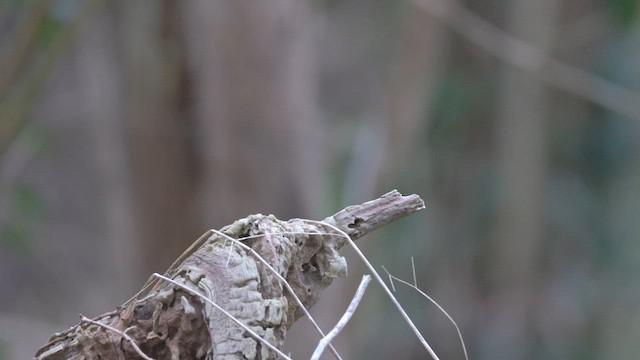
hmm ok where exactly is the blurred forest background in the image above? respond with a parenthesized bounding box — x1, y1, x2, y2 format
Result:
(2, 0, 640, 359)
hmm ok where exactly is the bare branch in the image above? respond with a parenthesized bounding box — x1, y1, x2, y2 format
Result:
(412, 0, 640, 120)
(323, 189, 425, 242)
(306, 219, 441, 360)
(382, 263, 469, 360)
(311, 275, 371, 360)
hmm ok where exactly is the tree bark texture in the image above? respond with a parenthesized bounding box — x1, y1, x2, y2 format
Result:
(34, 190, 424, 360)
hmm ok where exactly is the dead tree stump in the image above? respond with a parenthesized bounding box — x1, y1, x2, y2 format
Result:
(34, 190, 424, 359)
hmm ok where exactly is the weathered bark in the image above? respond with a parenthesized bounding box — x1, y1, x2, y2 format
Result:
(34, 190, 424, 360)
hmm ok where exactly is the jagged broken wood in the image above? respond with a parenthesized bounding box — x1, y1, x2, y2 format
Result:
(34, 190, 425, 360)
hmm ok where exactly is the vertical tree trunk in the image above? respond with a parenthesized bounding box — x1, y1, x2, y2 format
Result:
(113, 0, 201, 280)
(79, 4, 138, 297)
(489, 0, 559, 357)
(181, 0, 325, 226)
(379, 1, 451, 191)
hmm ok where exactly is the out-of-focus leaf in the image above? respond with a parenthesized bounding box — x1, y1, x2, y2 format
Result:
(3, 222, 32, 257)
(36, 17, 64, 45)
(608, 0, 639, 28)
(429, 71, 494, 142)
(3, 183, 44, 257)
(11, 183, 45, 219)
(431, 74, 472, 132)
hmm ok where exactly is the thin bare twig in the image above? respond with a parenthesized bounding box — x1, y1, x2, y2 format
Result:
(311, 275, 371, 360)
(382, 259, 468, 360)
(305, 219, 441, 360)
(152, 273, 292, 360)
(80, 315, 153, 360)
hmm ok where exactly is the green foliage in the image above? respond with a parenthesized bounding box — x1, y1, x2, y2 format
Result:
(11, 183, 45, 219)
(608, 0, 640, 28)
(36, 16, 65, 46)
(2, 183, 45, 257)
(4, 222, 32, 256)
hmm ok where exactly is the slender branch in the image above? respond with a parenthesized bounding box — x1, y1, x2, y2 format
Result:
(311, 275, 371, 360)
(412, 0, 640, 120)
(323, 189, 425, 242)
(382, 261, 468, 360)
(306, 219, 441, 360)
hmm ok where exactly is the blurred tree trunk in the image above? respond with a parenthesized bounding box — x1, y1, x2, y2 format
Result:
(341, 2, 453, 358)
(379, 1, 450, 192)
(181, 1, 324, 227)
(489, 0, 560, 357)
(79, 4, 139, 298)
(115, 0, 199, 281)
(90, 0, 327, 289)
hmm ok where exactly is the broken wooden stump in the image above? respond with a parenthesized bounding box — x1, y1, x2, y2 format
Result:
(34, 190, 425, 359)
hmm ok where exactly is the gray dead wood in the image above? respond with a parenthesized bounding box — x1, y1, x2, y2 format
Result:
(34, 190, 424, 360)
